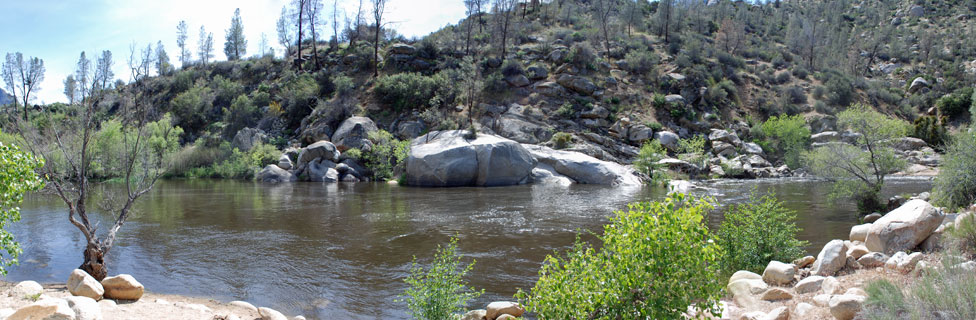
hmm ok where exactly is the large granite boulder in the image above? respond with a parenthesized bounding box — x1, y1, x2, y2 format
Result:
(811, 239, 848, 276)
(296, 141, 341, 169)
(331, 117, 379, 151)
(556, 74, 597, 95)
(865, 200, 944, 254)
(654, 131, 681, 151)
(232, 128, 268, 152)
(256, 165, 297, 183)
(100, 274, 144, 300)
(708, 129, 742, 147)
(525, 145, 641, 186)
(8, 298, 75, 320)
(405, 131, 537, 187)
(67, 269, 104, 300)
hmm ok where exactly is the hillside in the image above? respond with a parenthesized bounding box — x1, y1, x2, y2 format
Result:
(17, 0, 976, 181)
(0, 89, 12, 106)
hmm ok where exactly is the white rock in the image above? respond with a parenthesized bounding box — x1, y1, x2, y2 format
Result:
(8, 298, 75, 320)
(729, 270, 763, 284)
(762, 261, 796, 286)
(794, 303, 814, 318)
(0, 308, 14, 319)
(97, 299, 116, 310)
(100, 274, 144, 300)
(486, 301, 524, 320)
(857, 252, 889, 268)
(896, 252, 924, 272)
(953, 261, 976, 271)
(812, 240, 849, 276)
(822, 276, 841, 294)
(845, 287, 868, 297)
(292, 316, 306, 320)
(64, 296, 103, 320)
(761, 288, 794, 301)
(258, 307, 288, 320)
(793, 256, 815, 269)
(849, 224, 871, 242)
(67, 269, 104, 300)
(828, 294, 865, 320)
(184, 303, 211, 313)
(813, 294, 832, 307)
(11, 281, 44, 298)
(846, 245, 869, 260)
(728, 279, 768, 308)
(763, 306, 790, 320)
(230, 301, 258, 312)
(461, 309, 487, 320)
(740, 311, 767, 320)
(794, 276, 826, 294)
(865, 200, 944, 254)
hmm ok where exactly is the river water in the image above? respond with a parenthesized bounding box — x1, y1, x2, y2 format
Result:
(3, 178, 931, 319)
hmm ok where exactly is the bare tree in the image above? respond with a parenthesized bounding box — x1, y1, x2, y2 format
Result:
(293, 0, 309, 69)
(371, 0, 387, 77)
(716, 18, 745, 55)
(464, 0, 478, 55)
(492, 0, 517, 60)
(594, 0, 614, 59)
(198, 26, 215, 66)
(176, 21, 191, 68)
(276, 6, 294, 57)
(351, 0, 364, 47)
(15, 50, 182, 280)
(305, 0, 324, 68)
(63, 75, 77, 105)
(1, 53, 45, 121)
(658, 0, 674, 43)
(331, 0, 342, 50)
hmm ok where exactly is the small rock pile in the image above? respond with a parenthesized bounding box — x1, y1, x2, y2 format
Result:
(461, 301, 525, 320)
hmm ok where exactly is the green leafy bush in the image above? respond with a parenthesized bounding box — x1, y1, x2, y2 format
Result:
(716, 192, 808, 276)
(516, 194, 724, 319)
(0, 143, 45, 275)
(910, 116, 949, 149)
(399, 236, 482, 320)
(634, 140, 666, 183)
(567, 42, 597, 70)
(622, 49, 657, 76)
(169, 86, 214, 134)
(863, 255, 976, 320)
(932, 130, 976, 211)
(947, 213, 976, 257)
(222, 94, 260, 139)
(936, 87, 973, 118)
(757, 115, 811, 169)
(550, 132, 573, 150)
(362, 130, 409, 181)
(373, 73, 438, 112)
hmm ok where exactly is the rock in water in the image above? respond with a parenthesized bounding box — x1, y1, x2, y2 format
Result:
(865, 200, 944, 254)
(256, 165, 297, 183)
(100, 274, 144, 300)
(67, 269, 104, 300)
(525, 144, 641, 186)
(296, 141, 341, 169)
(405, 131, 537, 187)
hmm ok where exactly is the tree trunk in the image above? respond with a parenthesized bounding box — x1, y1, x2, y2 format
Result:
(80, 243, 108, 281)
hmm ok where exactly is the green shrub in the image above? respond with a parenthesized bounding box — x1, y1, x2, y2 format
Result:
(500, 59, 525, 77)
(374, 73, 438, 112)
(946, 213, 976, 257)
(362, 130, 410, 181)
(910, 116, 949, 149)
(716, 192, 808, 276)
(0, 142, 45, 275)
(170, 86, 214, 134)
(679, 135, 708, 170)
(515, 194, 724, 319)
(567, 42, 597, 70)
(936, 87, 974, 118)
(550, 132, 573, 150)
(758, 115, 811, 169)
(970, 89, 976, 124)
(932, 130, 976, 211)
(399, 236, 482, 320)
(332, 75, 355, 98)
(556, 102, 574, 118)
(634, 140, 667, 184)
(222, 94, 260, 139)
(212, 75, 244, 108)
(623, 49, 658, 76)
(863, 255, 976, 320)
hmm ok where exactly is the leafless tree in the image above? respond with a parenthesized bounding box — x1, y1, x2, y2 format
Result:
(331, 0, 342, 50)
(492, 0, 517, 60)
(276, 6, 294, 58)
(198, 27, 215, 66)
(716, 18, 745, 55)
(63, 75, 77, 105)
(594, 0, 614, 59)
(2, 53, 45, 121)
(305, 0, 324, 68)
(292, 0, 309, 70)
(176, 21, 191, 68)
(371, 0, 387, 77)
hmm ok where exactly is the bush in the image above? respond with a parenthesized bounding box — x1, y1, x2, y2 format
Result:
(567, 42, 597, 70)
(623, 49, 658, 76)
(374, 73, 437, 112)
(758, 115, 811, 169)
(932, 131, 976, 211)
(550, 132, 573, 150)
(399, 236, 482, 320)
(786, 86, 807, 105)
(971, 89, 976, 124)
(863, 255, 976, 320)
(947, 213, 976, 257)
(279, 73, 319, 128)
(362, 130, 410, 181)
(515, 194, 724, 319)
(169, 86, 214, 134)
(0, 142, 45, 275)
(222, 94, 259, 139)
(936, 87, 974, 118)
(910, 116, 949, 149)
(716, 192, 808, 276)
(500, 59, 525, 77)
(634, 140, 667, 183)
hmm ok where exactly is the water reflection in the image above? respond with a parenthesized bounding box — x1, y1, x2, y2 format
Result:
(4, 178, 929, 319)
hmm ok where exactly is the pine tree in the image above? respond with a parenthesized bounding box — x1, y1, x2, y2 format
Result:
(224, 8, 247, 61)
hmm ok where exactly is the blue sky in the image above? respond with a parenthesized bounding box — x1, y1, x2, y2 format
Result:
(1, 0, 466, 104)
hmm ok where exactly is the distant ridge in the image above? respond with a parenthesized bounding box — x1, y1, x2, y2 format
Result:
(0, 89, 12, 106)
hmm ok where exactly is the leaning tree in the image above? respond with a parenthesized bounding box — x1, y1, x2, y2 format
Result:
(16, 51, 182, 280)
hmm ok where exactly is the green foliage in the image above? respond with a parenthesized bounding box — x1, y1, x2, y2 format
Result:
(679, 135, 708, 171)
(863, 255, 976, 320)
(971, 89, 976, 124)
(212, 75, 244, 108)
(716, 192, 808, 276)
(932, 131, 976, 211)
(556, 102, 574, 118)
(567, 42, 597, 70)
(279, 73, 319, 127)
(500, 59, 525, 77)
(399, 236, 482, 320)
(169, 86, 214, 134)
(936, 87, 973, 118)
(222, 94, 259, 139)
(634, 140, 666, 183)
(373, 73, 438, 112)
(550, 132, 573, 150)
(910, 116, 949, 149)
(757, 115, 811, 169)
(211, 143, 280, 180)
(516, 194, 724, 319)
(0, 143, 44, 275)
(622, 49, 657, 76)
(362, 130, 409, 181)
(332, 75, 355, 98)
(946, 213, 976, 257)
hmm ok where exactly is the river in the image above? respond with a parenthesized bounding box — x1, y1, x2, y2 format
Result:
(3, 178, 932, 319)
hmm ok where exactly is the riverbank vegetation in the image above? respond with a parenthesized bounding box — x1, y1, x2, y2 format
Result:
(400, 236, 482, 320)
(932, 129, 976, 210)
(0, 143, 44, 275)
(716, 191, 807, 277)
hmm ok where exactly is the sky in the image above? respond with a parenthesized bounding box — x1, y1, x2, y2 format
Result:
(0, 0, 467, 104)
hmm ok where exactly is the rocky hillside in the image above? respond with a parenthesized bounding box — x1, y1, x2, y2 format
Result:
(0, 89, 12, 107)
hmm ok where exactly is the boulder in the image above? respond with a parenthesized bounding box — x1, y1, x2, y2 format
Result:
(526, 66, 548, 80)
(740, 311, 767, 320)
(811, 240, 849, 276)
(849, 224, 871, 242)
(461, 309, 487, 320)
(297, 141, 341, 169)
(813, 294, 832, 307)
(556, 74, 597, 95)
(711, 141, 737, 158)
(794, 303, 815, 318)
(884, 251, 908, 271)
(581, 105, 610, 119)
(331, 117, 379, 151)
(729, 270, 763, 284)
(845, 287, 868, 297)
(100, 274, 144, 300)
(258, 307, 288, 320)
(896, 252, 924, 272)
(665, 94, 685, 105)
(654, 131, 681, 151)
(257, 165, 297, 183)
(794, 256, 815, 269)
(505, 75, 530, 87)
(728, 279, 768, 308)
(12, 281, 43, 298)
(893, 137, 928, 151)
(908, 5, 924, 17)
(828, 294, 865, 320)
(533, 81, 567, 97)
(822, 276, 841, 294)
(657, 158, 701, 175)
(496, 315, 517, 320)
(764, 306, 790, 320)
(865, 200, 944, 254)
(909, 77, 930, 93)
(530, 162, 573, 186)
(68, 269, 104, 300)
(863, 213, 883, 223)
(708, 129, 742, 147)
(396, 121, 426, 140)
(857, 252, 889, 268)
(526, 144, 640, 186)
(485, 301, 524, 320)
(405, 131, 537, 187)
(492, 114, 552, 144)
(277, 154, 293, 171)
(742, 142, 764, 155)
(232, 128, 268, 152)
(64, 296, 102, 320)
(628, 125, 654, 143)
(794, 276, 825, 294)
(846, 245, 869, 260)
(389, 43, 416, 55)
(8, 298, 75, 320)
(811, 131, 840, 143)
(761, 288, 794, 301)
(762, 261, 796, 286)
(230, 301, 258, 312)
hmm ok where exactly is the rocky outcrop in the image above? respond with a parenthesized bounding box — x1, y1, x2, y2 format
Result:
(68, 269, 104, 300)
(256, 165, 297, 183)
(296, 141, 341, 169)
(865, 200, 944, 254)
(232, 128, 268, 152)
(331, 117, 379, 151)
(525, 144, 641, 186)
(100, 274, 144, 300)
(909, 77, 930, 93)
(556, 74, 597, 95)
(405, 131, 537, 187)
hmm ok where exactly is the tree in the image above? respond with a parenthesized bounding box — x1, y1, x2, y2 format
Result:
(492, 0, 517, 60)
(463, 0, 478, 55)
(176, 20, 191, 68)
(932, 131, 976, 211)
(331, 0, 342, 49)
(258, 33, 270, 57)
(293, 0, 309, 69)
(0, 142, 45, 276)
(276, 6, 294, 57)
(198, 26, 214, 65)
(224, 8, 247, 61)
(95, 51, 114, 92)
(593, 0, 614, 59)
(305, 0, 324, 68)
(657, 0, 674, 43)
(63, 75, 77, 105)
(371, 0, 387, 77)
(716, 192, 808, 276)
(155, 41, 172, 75)
(804, 105, 910, 212)
(2, 53, 45, 121)
(716, 18, 745, 55)
(399, 236, 483, 320)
